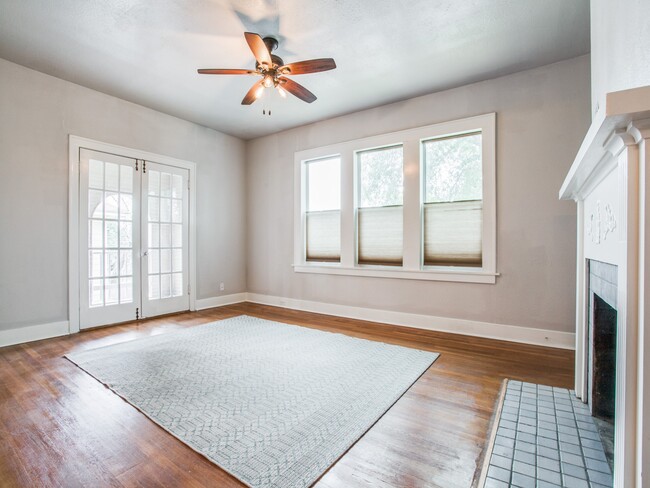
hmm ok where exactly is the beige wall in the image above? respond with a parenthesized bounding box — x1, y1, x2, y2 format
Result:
(246, 55, 591, 334)
(590, 0, 650, 116)
(0, 58, 247, 331)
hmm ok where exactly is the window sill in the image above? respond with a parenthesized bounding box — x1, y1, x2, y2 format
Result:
(292, 264, 498, 284)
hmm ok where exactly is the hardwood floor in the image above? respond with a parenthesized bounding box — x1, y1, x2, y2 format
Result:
(0, 303, 574, 488)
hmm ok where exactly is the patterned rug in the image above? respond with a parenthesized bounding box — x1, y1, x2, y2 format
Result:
(66, 315, 438, 488)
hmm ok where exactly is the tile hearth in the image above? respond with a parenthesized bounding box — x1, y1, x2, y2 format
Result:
(483, 381, 613, 488)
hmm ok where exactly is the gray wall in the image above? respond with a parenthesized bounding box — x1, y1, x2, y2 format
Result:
(590, 0, 650, 116)
(246, 55, 591, 334)
(0, 58, 247, 331)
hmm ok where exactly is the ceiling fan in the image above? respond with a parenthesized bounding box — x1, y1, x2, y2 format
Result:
(198, 32, 336, 105)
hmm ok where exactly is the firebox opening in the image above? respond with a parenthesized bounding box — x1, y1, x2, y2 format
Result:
(591, 293, 617, 422)
(589, 290, 617, 471)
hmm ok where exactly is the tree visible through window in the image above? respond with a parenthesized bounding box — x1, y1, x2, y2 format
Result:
(357, 145, 403, 266)
(423, 132, 483, 267)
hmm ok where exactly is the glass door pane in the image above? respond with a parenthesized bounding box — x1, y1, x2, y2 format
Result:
(79, 149, 141, 328)
(141, 161, 189, 317)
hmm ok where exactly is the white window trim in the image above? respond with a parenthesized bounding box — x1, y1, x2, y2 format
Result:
(293, 113, 497, 284)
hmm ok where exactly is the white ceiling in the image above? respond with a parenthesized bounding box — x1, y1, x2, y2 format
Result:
(0, 0, 590, 140)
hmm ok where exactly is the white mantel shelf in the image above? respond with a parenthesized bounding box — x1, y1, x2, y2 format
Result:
(560, 85, 650, 200)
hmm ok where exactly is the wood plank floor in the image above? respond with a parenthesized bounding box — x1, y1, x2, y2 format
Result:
(0, 303, 574, 488)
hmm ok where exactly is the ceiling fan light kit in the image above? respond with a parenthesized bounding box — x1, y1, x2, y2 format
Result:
(198, 32, 336, 107)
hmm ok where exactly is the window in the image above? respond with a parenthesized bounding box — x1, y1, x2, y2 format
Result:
(294, 113, 496, 284)
(357, 146, 404, 266)
(422, 132, 483, 267)
(304, 157, 341, 262)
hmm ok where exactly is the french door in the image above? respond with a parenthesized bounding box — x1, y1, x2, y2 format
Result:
(141, 161, 190, 317)
(79, 149, 190, 329)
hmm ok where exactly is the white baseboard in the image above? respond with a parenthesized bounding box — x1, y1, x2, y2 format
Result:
(0, 293, 575, 351)
(245, 293, 575, 350)
(195, 293, 247, 311)
(1, 293, 247, 348)
(0, 321, 70, 349)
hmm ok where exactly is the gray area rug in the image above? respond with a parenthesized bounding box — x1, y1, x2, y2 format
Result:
(66, 315, 438, 488)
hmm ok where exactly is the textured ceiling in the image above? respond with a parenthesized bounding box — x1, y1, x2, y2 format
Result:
(0, 0, 590, 139)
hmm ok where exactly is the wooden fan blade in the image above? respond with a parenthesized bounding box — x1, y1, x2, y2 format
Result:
(242, 81, 263, 105)
(244, 32, 272, 67)
(279, 77, 317, 103)
(279, 58, 336, 75)
(197, 69, 258, 75)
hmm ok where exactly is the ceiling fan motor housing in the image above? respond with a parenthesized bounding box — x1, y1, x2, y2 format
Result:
(262, 36, 279, 53)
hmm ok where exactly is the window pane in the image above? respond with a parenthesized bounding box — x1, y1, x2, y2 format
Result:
(161, 274, 172, 299)
(423, 132, 483, 267)
(305, 157, 341, 262)
(119, 222, 132, 248)
(148, 197, 160, 222)
(423, 132, 482, 203)
(119, 194, 132, 221)
(357, 146, 403, 266)
(105, 221, 118, 248)
(89, 159, 104, 189)
(89, 279, 103, 307)
(149, 249, 160, 274)
(120, 250, 133, 276)
(171, 199, 182, 223)
(120, 277, 133, 304)
(148, 275, 160, 300)
(306, 157, 340, 211)
(148, 170, 160, 196)
(172, 224, 182, 248)
(172, 273, 183, 297)
(104, 278, 119, 305)
(88, 190, 103, 219)
(358, 146, 403, 208)
(103, 192, 119, 220)
(160, 249, 171, 273)
(105, 250, 119, 277)
(89, 219, 103, 248)
(149, 223, 160, 248)
(89, 250, 103, 278)
(160, 224, 171, 248)
(160, 172, 172, 197)
(105, 163, 119, 192)
(172, 175, 183, 198)
(160, 198, 171, 222)
(172, 249, 183, 272)
(120, 165, 133, 193)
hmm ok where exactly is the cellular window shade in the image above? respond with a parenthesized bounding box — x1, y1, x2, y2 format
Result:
(306, 210, 340, 262)
(424, 200, 482, 267)
(358, 205, 403, 266)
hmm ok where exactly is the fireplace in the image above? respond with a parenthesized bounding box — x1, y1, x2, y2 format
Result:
(560, 85, 650, 487)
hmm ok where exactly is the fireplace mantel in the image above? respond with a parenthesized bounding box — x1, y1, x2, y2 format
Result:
(560, 85, 650, 201)
(560, 85, 650, 488)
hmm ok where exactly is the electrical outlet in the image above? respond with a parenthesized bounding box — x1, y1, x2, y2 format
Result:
(219, 282, 225, 291)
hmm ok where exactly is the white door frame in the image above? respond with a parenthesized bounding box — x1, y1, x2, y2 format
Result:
(68, 135, 197, 333)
